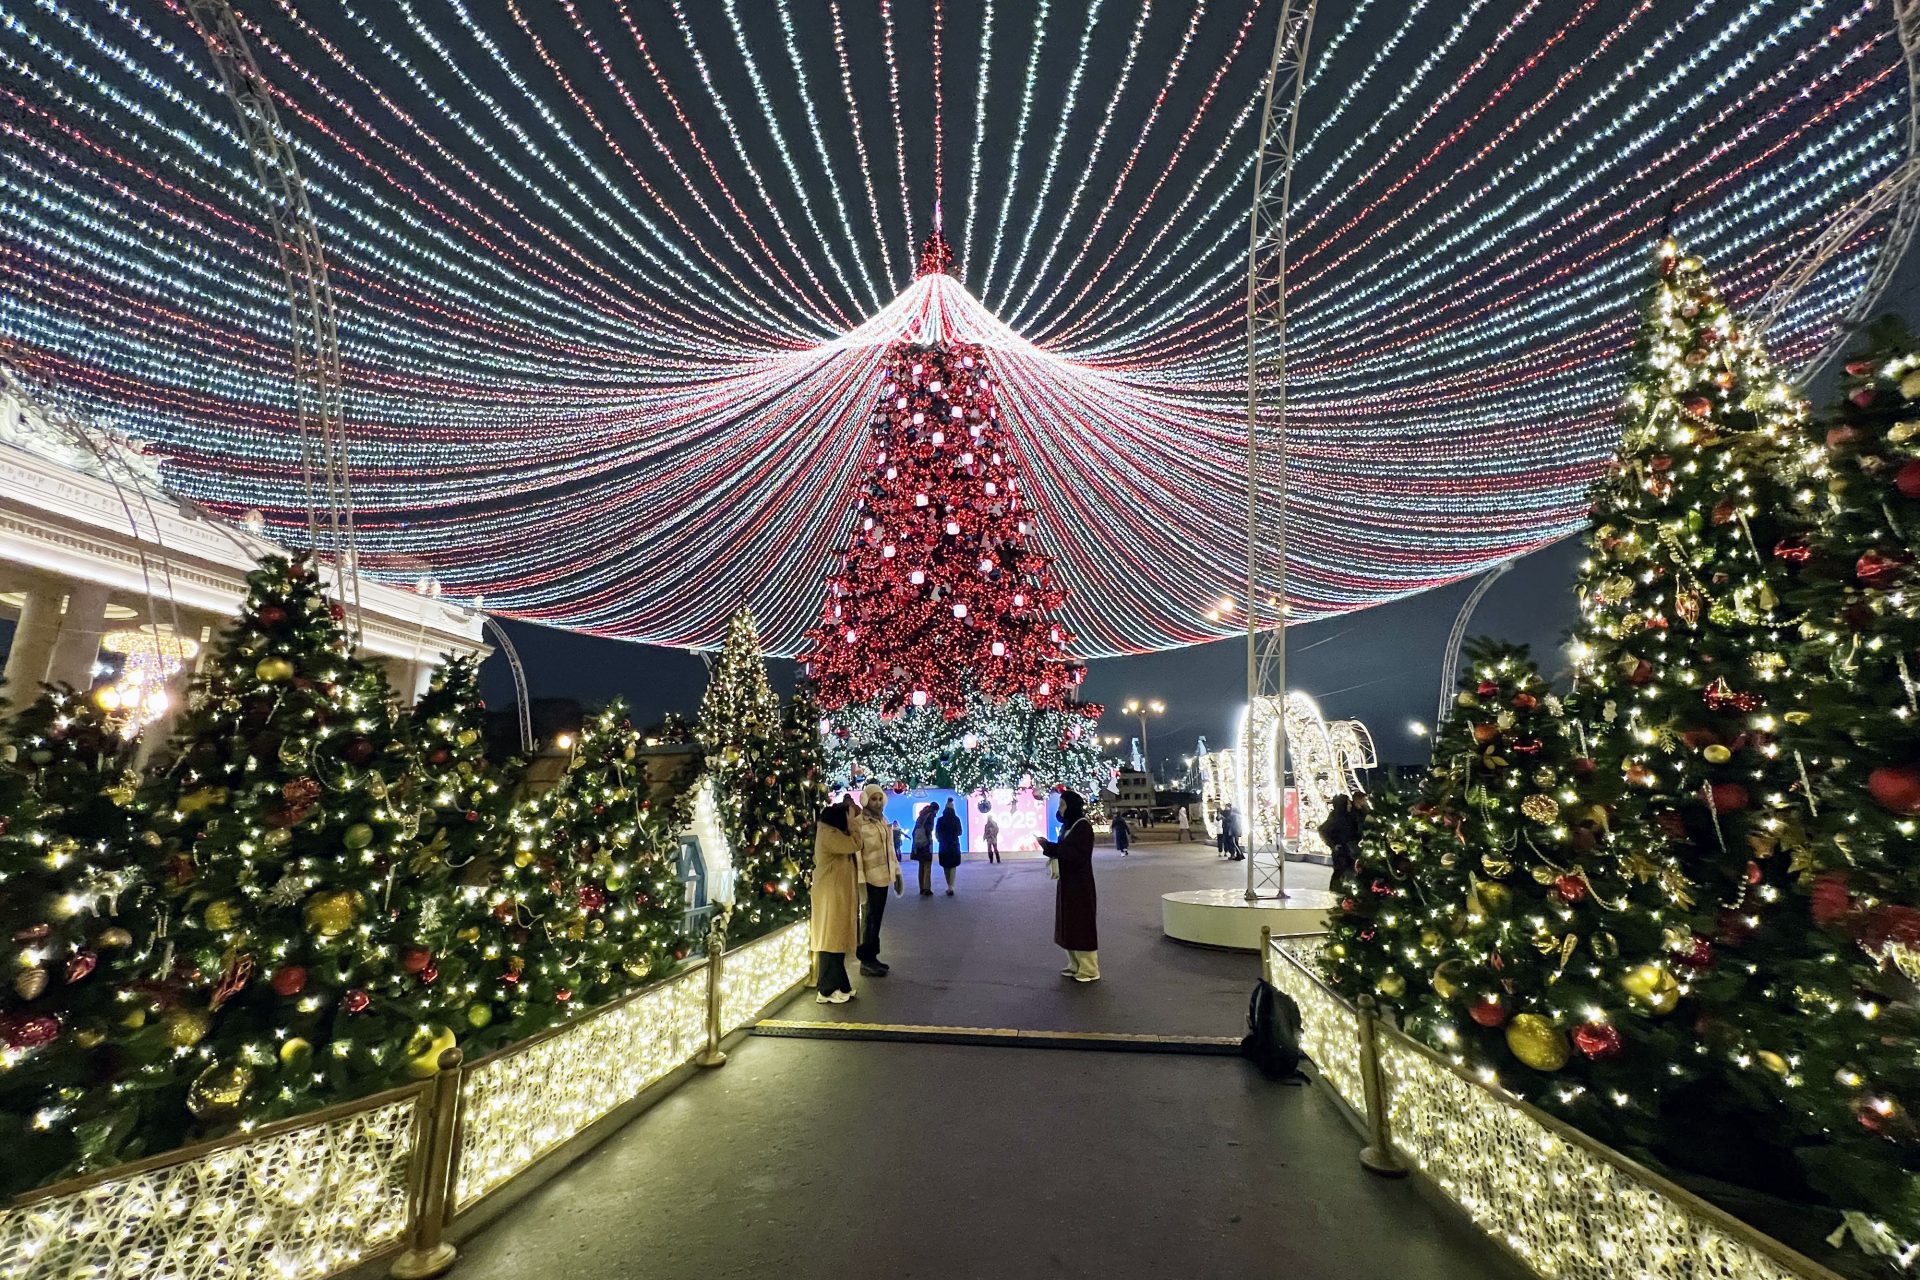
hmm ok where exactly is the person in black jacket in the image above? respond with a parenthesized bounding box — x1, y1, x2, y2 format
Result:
(1319, 794, 1362, 882)
(935, 798, 964, 895)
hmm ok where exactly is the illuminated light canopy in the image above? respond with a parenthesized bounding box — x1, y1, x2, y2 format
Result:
(0, 3, 1909, 655)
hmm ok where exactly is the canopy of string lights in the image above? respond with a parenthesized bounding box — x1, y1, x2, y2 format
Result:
(0, 1, 1911, 656)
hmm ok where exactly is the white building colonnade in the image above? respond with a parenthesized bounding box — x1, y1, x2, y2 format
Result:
(0, 385, 487, 736)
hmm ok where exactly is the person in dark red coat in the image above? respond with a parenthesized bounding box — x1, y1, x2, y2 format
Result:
(1040, 789, 1099, 982)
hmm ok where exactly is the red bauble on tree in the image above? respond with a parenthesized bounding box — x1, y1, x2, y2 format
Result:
(1867, 763, 1920, 815)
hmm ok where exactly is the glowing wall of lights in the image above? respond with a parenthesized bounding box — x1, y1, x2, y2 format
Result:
(1267, 938, 1852, 1280)
(0, 1094, 417, 1280)
(454, 920, 809, 1209)
(717, 920, 814, 1035)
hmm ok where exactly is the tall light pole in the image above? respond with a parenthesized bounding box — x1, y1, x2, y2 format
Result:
(1121, 698, 1165, 774)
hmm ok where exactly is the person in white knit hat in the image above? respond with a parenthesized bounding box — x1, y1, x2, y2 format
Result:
(854, 783, 903, 977)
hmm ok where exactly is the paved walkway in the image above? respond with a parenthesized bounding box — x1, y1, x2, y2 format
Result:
(451, 838, 1523, 1280)
(777, 832, 1313, 1039)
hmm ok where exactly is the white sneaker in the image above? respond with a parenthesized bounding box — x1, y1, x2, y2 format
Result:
(1073, 974, 1101, 983)
(830, 989, 854, 1004)
(815, 993, 835, 1004)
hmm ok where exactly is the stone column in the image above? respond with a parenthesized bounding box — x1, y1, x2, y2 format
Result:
(3, 578, 62, 692)
(44, 581, 112, 690)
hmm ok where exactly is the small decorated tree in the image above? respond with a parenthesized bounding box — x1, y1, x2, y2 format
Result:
(0, 688, 164, 1194)
(724, 687, 830, 943)
(403, 655, 527, 1048)
(145, 556, 433, 1127)
(533, 702, 694, 1010)
(696, 607, 781, 755)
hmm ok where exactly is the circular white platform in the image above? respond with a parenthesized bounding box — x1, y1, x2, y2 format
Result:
(1161, 887, 1341, 951)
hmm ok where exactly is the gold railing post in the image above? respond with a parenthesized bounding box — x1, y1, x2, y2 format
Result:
(696, 911, 729, 1068)
(1259, 925, 1273, 985)
(1355, 994, 1407, 1178)
(392, 1047, 464, 1279)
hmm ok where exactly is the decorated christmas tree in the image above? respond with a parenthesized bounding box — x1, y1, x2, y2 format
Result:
(144, 556, 435, 1127)
(801, 225, 1097, 788)
(1572, 245, 1917, 1253)
(402, 655, 528, 1050)
(0, 687, 166, 1194)
(1764, 324, 1920, 1253)
(696, 607, 781, 753)
(531, 702, 695, 1010)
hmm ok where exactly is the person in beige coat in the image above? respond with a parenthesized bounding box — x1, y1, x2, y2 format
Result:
(854, 783, 903, 977)
(811, 796, 863, 1004)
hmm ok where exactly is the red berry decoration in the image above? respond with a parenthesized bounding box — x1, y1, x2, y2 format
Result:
(272, 966, 308, 997)
(1868, 764, 1920, 816)
(1572, 1021, 1624, 1061)
(342, 988, 371, 1014)
(1468, 996, 1508, 1028)
(1898, 459, 1920, 500)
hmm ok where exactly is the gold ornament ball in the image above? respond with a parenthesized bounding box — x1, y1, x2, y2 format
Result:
(118, 1006, 148, 1031)
(13, 967, 50, 1001)
(1418, 928, 1443, 951)
(1375, 972, 1407, 1000)
(95, 926, 134, 950)
(1901, 370, 1920, 400)
(1702, 744, 1732, 764)
(405, 1025, 459, 1078)
(1470, 880, 1513, 918)
(1505, 1014, 1570, 1072)
(1621, 963, 1680, 1014)
(187, 1062, 254, 1120)
(279, 1037, 314, 1069)
(1431, 959, 1466, 1001)
(302, 889, 362, 938)
(165, 1007, 213, 1048)
(456, 728, 479, 747)
(1757, 1050, 1790, 1077)
(254, 656, 296, 683)
(203, 898, 241, 932)
(513, 849, 535, 868)
(466, 1003, 494, 1029)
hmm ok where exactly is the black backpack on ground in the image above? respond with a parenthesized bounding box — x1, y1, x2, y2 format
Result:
(1241, 980, 1307, 1081)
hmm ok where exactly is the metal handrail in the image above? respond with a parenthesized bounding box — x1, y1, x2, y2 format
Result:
(1266, 932, 1851, 1280)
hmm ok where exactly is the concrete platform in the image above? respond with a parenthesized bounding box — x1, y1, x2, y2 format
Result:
(1162, 886, 1340, 951)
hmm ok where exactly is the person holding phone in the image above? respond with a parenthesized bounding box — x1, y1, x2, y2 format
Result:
(1039, 790, 1099, 982)
(854, 783, 903, 977)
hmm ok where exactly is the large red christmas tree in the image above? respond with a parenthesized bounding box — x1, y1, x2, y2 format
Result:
(804, 231, 1087, 716)
(801, 225, 1098, 789)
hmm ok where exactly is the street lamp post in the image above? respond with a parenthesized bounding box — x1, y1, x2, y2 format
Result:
(1121, 698, 1166, 775)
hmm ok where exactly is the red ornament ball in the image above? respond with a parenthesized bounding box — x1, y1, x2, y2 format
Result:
(0, 1012, 60, 1052)
(1857, 551, 1908, 590)
(329, 601, 346, 621)
(342, 988, 371, 1014)
(555, 988, 572, 1003)
(1571, 1021, 1624, 1061)
(1551, 874, 1588, 904)
(343, 737, 375, 765)
(272, 966, 308, 997)
(1468, 996, 1508, 1028)
(1702, 782, 1748, 814)
(1828, 424, 1866, 448)
(1861, 904, 1920, 954)
(400, 947, 432, 974)
(1898, 459, 1920, 500)
(257, 605, 287, 629)
(465, 810, 481, 823)
(1672, 934, 1714, 970)
(1868, 764, 1920, 815)
(1809, 871, 1854, 927)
